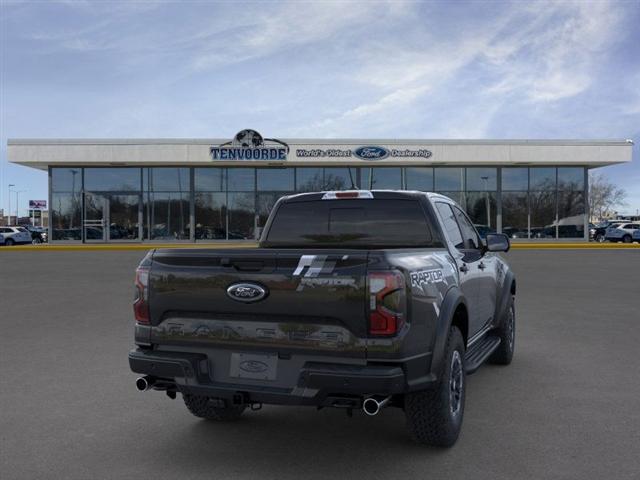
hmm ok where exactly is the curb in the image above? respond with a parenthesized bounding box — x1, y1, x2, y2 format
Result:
(1, 243, 639, 251)
(510, 243, 640, 249)
(0, 243, 256, 251)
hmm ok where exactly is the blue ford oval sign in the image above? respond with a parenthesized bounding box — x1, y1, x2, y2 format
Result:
(354, 146, 389, 160)
(226, 282, 268, 303)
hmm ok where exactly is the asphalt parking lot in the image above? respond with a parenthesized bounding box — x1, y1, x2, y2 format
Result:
(1, 249, 639, 479)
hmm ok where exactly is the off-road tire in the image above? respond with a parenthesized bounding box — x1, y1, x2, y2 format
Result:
(489, 296, 515, 365)
(183, 394, 246, 421)
(404, 326, 465, 447)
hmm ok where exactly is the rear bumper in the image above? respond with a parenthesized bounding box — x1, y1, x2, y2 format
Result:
(129, 348, 413, 406)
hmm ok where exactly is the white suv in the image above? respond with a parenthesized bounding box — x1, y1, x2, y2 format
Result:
(0, 226, 32, 246)
(605, 223, 640, 243)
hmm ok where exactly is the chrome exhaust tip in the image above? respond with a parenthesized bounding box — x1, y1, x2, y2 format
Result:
(362, 396, 391, 416)
(135, 376, 154, 392)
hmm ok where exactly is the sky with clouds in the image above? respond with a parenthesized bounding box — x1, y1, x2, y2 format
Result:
(1, 0, 639, 216)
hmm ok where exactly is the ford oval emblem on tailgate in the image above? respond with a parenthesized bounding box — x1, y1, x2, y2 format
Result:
(226, 282, 268, 303)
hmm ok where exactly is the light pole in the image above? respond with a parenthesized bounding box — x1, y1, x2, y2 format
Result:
(8, 184, 15, 225)
(15, 190, 27, 225)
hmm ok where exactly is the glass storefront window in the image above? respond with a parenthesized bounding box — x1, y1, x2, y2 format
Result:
(502, 192, 528, 239)
(227, 168, 255, 191)
(195, 168, 225, 191)
(529, 190, 556, 238)
(324, 168, 354, 190)
(47, 164, 590, 243)
(405, 167, 433, 191)
(108, 195, 140, 240)
(51, 168, 82, 193)
(557, 191, 585, 238)
(145, 192, 189, 240)
(227, 192, 256, 239)
(51, 192, 82, 240)
(85, 168, 141, 191)
(466, 192, 497, 232)
(257, 168, 294, 191)
(144, 168, 189, 192)
(466, 168, 497, 191)
(502, 168, 528, 191)
(435, 168, 464, 191)
(296, 168, 324, 192)
(361, 167, 402, 190)
(195, 192, 226, 240)
(558, 167, 584, 190)
(529, 168, 556, 191)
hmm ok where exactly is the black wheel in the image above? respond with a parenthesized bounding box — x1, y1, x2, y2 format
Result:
(32, 237, 42, 245)
(622, 235, 632, 243)
(182, 394, 246, 421)
(489, 296, 515, 365)
(595, 233, 605, 243)
(5, 238, 15, 246)
(404, 326, 465, 447)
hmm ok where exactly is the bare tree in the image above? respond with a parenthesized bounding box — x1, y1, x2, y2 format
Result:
(589, 172, 627, 221)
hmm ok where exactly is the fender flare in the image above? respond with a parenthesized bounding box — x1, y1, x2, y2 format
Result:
(494, 270, 516, 327)
(430, 286, 468, 378)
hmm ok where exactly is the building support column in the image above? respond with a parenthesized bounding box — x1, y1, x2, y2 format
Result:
(584, 167, 589, 242)
(496, 167, 502, 233)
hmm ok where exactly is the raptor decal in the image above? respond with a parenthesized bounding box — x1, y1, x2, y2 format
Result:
(410, 269, 444, 288)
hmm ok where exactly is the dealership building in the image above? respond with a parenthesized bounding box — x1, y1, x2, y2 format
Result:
(7, 131, 633, 243)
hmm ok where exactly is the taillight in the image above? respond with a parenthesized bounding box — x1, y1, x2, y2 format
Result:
(368, 271, 406, 336)
(133, 266, 150, 324)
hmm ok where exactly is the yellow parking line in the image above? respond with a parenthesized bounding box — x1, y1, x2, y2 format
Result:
(2, 242, 639, 251)
(510, 243, 640, 249)
(0, 243, 258, 251)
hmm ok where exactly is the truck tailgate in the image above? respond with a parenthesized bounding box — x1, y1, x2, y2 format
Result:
(148, 249, 370, 358)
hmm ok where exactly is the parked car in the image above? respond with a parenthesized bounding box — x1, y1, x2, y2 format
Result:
(605, 223, 640, 243)
(129, 190, 516, 447)
(530, 227, 555, 239)
(20, 225, 48, 244)
(502, 227, 529, 239)
(0, 226, 33, 245)
(591, 220, 626, 242)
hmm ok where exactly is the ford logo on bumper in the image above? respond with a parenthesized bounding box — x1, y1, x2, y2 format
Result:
(226, 283, 268, 303)
(354, 145, 389, 160)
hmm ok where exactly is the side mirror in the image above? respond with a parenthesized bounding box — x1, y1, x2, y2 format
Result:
(485, 233, 510, 253)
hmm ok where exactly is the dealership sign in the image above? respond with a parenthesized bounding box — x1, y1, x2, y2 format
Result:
(211, 129, 289, 161)
(29, 200, 47, 209)
(211, 130, 433, 162)
(296, 146, 433, 160)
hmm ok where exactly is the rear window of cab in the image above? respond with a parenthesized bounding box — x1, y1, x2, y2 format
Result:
(263, 198, 442, 248)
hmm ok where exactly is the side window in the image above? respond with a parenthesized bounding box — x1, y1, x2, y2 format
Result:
(435, 202, 464, 249)
(452, 206, 481, 250)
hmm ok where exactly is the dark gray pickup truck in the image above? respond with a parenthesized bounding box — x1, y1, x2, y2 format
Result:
(129, 190, 516, 446)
